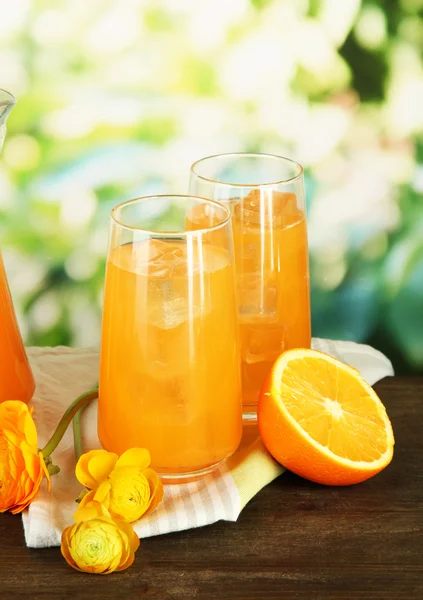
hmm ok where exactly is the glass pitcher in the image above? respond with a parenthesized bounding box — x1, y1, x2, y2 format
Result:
(0, 89, 34, 404)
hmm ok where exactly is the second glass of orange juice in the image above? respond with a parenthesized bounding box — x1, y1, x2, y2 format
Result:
(189, 153, 311, 420)
(98, 195, 243, 482)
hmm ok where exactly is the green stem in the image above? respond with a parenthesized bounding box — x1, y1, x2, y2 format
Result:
(41, 388, 98, 458)
(73, 402, 88, 462)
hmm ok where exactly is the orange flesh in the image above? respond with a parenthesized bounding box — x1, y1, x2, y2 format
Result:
(280, 357, 389, 462)
(258, 349, 394, 486)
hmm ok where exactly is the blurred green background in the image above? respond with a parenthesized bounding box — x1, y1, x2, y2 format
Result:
(0, 0, 422, 374)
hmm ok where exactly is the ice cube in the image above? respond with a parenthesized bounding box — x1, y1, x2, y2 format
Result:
(186, 203, 222, 230)
(161, 377, 191, 425)
(144, 315, 190, 382)
(237, 272, 278, 323)
(164, 377, 188, 412)
(148, 244, 185, 277)
(129, 239, 184, 276)
(233, 190, 299, 228)
(242, 326, 285, 364)
(144, 241, 220, 330)
(149, 296, 200, 329)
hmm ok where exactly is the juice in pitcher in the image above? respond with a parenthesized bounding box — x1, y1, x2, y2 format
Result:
(0, 88, 34, 405)
(0, 253, 35, 404)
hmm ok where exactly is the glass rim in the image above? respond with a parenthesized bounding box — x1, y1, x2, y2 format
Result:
(0, 88, 16, 105)
(190, 152, 304, 188)
(110, 194, 232, 236)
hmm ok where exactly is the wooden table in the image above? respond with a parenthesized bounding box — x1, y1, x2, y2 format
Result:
(0, 376, 422, 600)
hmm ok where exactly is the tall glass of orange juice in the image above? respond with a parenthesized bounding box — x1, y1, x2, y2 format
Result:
(98, 195, 242, 482)
(189, 153, 311, 420)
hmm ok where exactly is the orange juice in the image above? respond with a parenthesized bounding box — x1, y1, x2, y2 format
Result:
(186, 189, 311, 413)
(233, 191, 311, 410)
(0, 252, 34, 404)
(98, 238, 242, 477)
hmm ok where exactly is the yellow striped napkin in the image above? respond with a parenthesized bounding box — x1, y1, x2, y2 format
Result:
(22, 342, 393, 548)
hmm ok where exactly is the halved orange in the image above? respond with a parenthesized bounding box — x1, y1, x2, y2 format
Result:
(258, 348, 394, 486)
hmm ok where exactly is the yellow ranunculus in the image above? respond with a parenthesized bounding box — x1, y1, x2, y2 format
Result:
(61, 500, 140, 574)
(0, 401, 50, 514)
(75, 448, 163, 523)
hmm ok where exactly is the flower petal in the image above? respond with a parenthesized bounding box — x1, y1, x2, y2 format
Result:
(0, 401, 27, 432)
(39, 452, 51, 491)
(115, 548, 135, 572)
(23, 409, 38, 449)
(75, 450, 113, 489)
(116, 520, 140, 554)
(20, 441, 41, 482)
(88, 453, 118, 485)
(93, 481, 112, 504)
(143, 468, 164, 516)
(74, 499, 111, 522)
(75, 489, 96, 512)
(3, 428, 24, 448)
(61, 526, 76, 569)
(115, 448, 150, 471)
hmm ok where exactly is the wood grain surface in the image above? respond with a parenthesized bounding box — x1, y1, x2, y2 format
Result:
(0, 376, 422, 600)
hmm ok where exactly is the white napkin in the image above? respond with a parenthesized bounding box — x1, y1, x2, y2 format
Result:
(22, 339, 393, 548)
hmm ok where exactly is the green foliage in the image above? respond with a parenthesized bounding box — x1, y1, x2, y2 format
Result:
(0, 0, 422, 374)
(339, 35, 388, 101)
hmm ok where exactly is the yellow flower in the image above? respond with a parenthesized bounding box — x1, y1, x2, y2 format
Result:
(75, 448, 163, 523)
(0, 401, 50, 514)
(61, 500, 140, 574)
